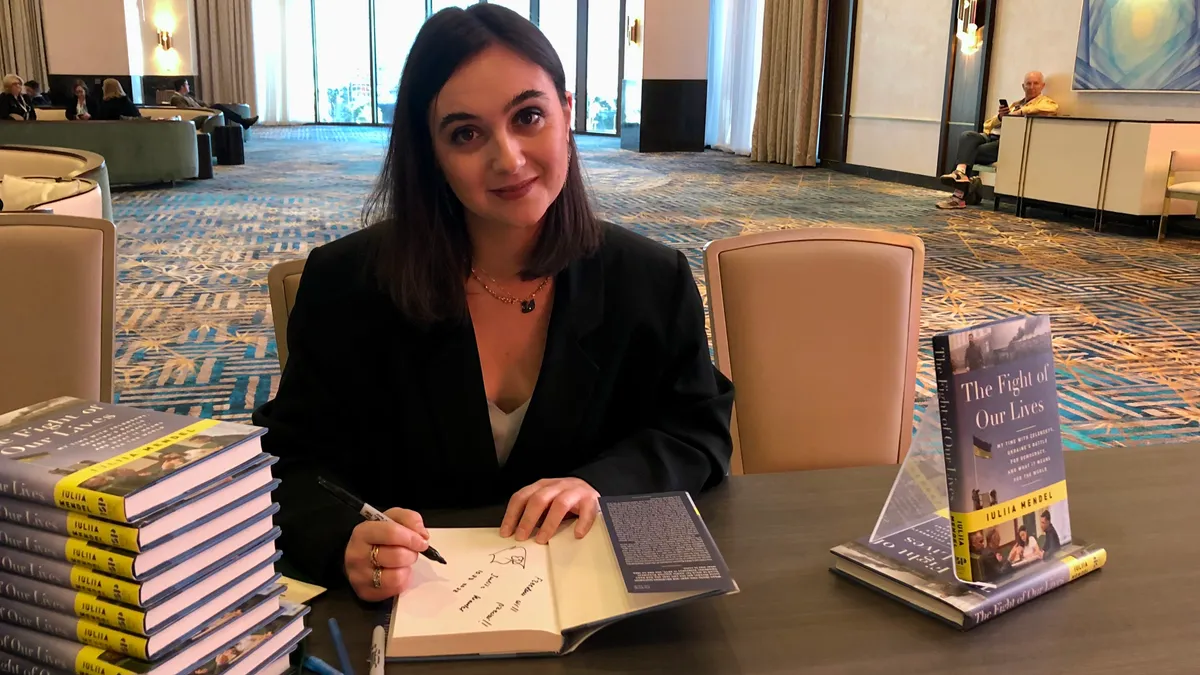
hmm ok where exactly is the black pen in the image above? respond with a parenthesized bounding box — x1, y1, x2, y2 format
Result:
(317, 477, 447, 564)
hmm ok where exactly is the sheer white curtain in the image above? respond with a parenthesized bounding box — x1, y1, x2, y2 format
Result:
(251, 0, 316, 124)
(705, 0, 765, 155)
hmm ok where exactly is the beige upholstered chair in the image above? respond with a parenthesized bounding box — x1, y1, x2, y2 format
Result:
(703, 228, 925, 475)
(268, 258, 307, 370)
(0, 215, 115, 414)
(1159, 150, 1200, 242)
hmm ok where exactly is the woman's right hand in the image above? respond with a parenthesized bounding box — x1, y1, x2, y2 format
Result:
(344, 507, 430, 602)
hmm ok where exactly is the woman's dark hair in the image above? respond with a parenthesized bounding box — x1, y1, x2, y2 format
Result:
(363, 4, 599, 325)
(1017, 525, 1028, 544)
(73, 79, 88, 95)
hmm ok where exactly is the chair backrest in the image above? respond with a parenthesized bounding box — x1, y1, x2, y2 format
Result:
(703, 228, 924, 474)
(268, 258, 307, 370)
(1168, 150, 1200, 175)
(0, 215, 115, 414)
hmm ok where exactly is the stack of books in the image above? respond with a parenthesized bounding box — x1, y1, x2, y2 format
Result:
(0, 397, 309, 675)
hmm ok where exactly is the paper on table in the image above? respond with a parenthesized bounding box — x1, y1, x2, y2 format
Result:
(280, 576, 326, 605)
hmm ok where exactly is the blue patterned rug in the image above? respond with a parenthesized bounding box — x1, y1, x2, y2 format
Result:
(111, 126, 1200, 450)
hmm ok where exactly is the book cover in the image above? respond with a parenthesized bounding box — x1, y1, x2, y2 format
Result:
(931, 315, 1070, 584)
(0, 398, 264, 523)
(598, 493, 735, 594)
(183, 601, 309, 675)
(0, 525, 281, 608)
(0, 457, 279, 553)
(0, 500, 279, 581)
(0, 572, 287, 660)
(0, 586, 284, 675)
(0, 552, 282, 637)
(831, 515, 1106, 629)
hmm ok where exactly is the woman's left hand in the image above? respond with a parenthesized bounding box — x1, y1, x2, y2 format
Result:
(500, 477, 600, 544)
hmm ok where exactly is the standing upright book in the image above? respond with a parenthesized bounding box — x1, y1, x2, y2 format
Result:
(0, 398, 264, 523)
(830, 315, 1107, 628)
(385, 492, 736, 660)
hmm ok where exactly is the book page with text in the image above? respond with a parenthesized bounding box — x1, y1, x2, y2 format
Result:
(548, 519, 700, 633)
(387, 528, 560, 658)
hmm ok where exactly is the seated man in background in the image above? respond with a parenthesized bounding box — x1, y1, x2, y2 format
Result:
(23, 81, 49, 106)
(169, 78, 259, 129)
(936, 71, 1058, 210)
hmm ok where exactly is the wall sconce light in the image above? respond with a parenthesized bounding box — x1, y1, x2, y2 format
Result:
(955, 0, 983, 55)
(157, 30, 173, 51)
(627, 18, 641, 45)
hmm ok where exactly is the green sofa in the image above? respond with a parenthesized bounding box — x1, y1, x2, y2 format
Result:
(0, 120, 198, 187)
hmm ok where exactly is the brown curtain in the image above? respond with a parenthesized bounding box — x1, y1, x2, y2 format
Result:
(195, 0, 257, 109)
(0, 0, 47, 86)
(751, 0, 828, 167)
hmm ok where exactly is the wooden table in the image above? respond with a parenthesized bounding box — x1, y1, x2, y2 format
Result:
(301, 443, 1200, 674)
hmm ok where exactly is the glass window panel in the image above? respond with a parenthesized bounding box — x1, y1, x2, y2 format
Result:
(373, 0, 426, 124)
(537, 0, 577, 129)
(431, 0, 477, 12)
(313, 0, 372, 123)
(585, 0, 620, 133)
(486, 0, 529, 19)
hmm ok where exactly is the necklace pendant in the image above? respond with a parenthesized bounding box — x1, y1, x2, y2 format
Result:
(520, 299, 536, 313)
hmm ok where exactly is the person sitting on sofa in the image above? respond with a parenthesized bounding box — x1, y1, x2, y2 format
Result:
(23, 81, 50, 106)
(935, 71, 1059, 210)
(0, 74, 36, 121)
(66, 80, 97, 120)
(95, 79, 141, 120)
(169, 78, 259, 129)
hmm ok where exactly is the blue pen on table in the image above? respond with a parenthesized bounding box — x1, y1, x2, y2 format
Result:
(317, 476, 448, 564)
(328, 617, 355, 675)
(303, 655, 343, 675)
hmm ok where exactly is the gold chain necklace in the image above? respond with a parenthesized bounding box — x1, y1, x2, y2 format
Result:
(470, 268, 551, 314)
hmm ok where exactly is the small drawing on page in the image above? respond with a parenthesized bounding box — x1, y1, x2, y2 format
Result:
(489, 546, 527, 569)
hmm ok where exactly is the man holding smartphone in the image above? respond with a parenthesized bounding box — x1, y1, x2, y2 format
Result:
(936, 71, 1059, 209)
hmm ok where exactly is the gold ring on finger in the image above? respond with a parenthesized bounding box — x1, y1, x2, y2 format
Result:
(372, 567, 382, 589)
(370, 545, 380, 567)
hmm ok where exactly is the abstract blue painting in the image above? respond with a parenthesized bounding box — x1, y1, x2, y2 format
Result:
(1074, 0, 1200, 91)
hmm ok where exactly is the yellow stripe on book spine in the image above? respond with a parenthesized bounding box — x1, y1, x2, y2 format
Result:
(53, 419, 220, 521)
(1061, 548, 1107, 581)
(70, 566, 141, 605)
(953, 480, 1068, 533)
(65, 540, 135, 579)
(76, 621, 150, 660)
(74, 596, 147, 635)
(75, 646, 139, 675)
(67, 515, 141, 552)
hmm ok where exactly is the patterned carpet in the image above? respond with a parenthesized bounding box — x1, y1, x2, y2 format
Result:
(111, 126, 1200, 450)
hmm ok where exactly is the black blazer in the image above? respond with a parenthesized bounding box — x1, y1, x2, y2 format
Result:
(0, 93, 35, 121)
(252, 223, 734, 586)
(65, 98, 99, 120)
(95, 96, 140, 120)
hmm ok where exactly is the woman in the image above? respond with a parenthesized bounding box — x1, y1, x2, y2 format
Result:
(95, 79, 140, 120)
(251, 5, 734, 601)
(66, 80, 97, 120)
(1010, 525, 1042, 563)
(0, 74, 35, 121)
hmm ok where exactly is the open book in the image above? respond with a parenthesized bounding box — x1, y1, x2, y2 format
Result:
(387, 492, 737, 660)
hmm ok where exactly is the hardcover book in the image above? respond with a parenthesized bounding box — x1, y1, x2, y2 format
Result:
(386, 492, 736, 660)
(0, 398, 265, 523)
(0, 586, 284, 675)
(931, 315, 1073, 584)
(182, 601, 309, 675)
(0, 552, 283, 637)
(830, 315, 1107, 628)
(0, 457, 279, 553)
(0, 518, 280, 606)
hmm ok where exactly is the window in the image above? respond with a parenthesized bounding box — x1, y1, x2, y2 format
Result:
(290, 0, 622, 133)
(585, 0, 620, 133)
(313, 0, 372, 123)
(373, 1, 426, 124)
